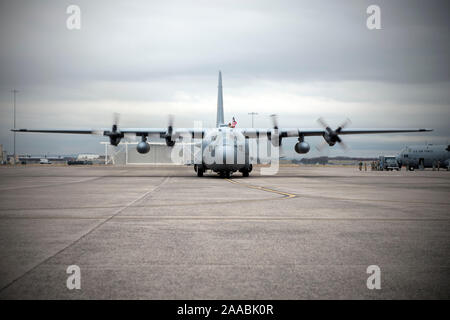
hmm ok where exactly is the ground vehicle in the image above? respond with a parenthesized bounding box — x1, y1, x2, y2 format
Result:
(68, 160, 93, 165)
(379, 155, 399, 171)
(39, 158, 51, 164)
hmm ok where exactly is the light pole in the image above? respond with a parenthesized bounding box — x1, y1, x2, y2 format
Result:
(12, 89, 18, 164)
(248, 112, 258, 128)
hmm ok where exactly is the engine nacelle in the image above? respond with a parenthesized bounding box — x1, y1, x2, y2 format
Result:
(322, 133, 336, 146)
(165, 136, 175, 147)
(109, 136, 122, 146)
(295, 141, 310, 154)
(136, 141, 150, 154)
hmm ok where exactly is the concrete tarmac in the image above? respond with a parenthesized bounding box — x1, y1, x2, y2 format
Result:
(0, 165, 449, 299)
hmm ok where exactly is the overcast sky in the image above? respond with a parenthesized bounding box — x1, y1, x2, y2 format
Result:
(0, 0, 449, 158)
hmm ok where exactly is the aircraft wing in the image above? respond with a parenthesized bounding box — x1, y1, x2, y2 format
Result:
(240, 128, 433, 138)
(319, 128, 433, 135)
(12, 129, 100, 134)
(14, 127, 432, 140)
(12, 128, 206, 139)
(120, 128, 206, 139)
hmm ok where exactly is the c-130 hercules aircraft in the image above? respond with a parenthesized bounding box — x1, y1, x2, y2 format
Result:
(13, 72, 432, 177)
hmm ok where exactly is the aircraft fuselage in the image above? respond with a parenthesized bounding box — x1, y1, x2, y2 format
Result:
(198, 127, 252, 176)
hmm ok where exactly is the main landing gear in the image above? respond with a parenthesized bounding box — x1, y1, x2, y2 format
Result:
(239, 164, 253, 177)
(195, 164, 253, 178)
(194, 164, 204, 177)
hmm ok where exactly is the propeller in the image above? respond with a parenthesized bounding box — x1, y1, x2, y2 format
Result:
(316, 117, 351, 151)
(270, 114, 282, 146)
(270, 114, 279, 130)
(112, 112, 120, 131)
(104, 112, 124, 146)
(165, 114, 175, 147)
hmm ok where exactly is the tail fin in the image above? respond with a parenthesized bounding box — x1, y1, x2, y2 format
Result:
(216, 71, 224, 127)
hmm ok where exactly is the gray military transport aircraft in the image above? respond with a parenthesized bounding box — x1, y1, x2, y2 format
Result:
(397, 144, 450, 170)
(13, 72, 433, 177)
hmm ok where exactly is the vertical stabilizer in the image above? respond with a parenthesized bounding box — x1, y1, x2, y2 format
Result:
(216, 71, 224, 127)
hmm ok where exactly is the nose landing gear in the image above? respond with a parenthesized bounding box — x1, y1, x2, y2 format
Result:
(220, 171, 231, 178)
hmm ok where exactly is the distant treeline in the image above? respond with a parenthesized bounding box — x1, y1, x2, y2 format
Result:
(292, 156, 377, 165)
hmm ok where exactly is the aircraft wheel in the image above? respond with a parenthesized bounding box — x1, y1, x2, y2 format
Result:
(242, 170, 249, 177)
(225, 171, 231, 178)
(197, 169, 203, 177)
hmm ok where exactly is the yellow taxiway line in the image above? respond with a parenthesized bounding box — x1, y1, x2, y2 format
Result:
(225, 178, 296, 199)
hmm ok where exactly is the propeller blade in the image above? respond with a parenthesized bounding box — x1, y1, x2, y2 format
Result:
(317, 117, 329, 129)
(270, 114, 282, 146)
(270, 114, 279, 130)
(316, 140, 328, 152)
(336, 118, 352, 133)
(338, 140, 349, 151)
(92, 130, 104, 136)
(111, 112, 121, 133)
(123, 133, 136, 142)
(164, 114, 176, 146)
(113, 112, 120, 126)
(167, 114, 174, 135)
